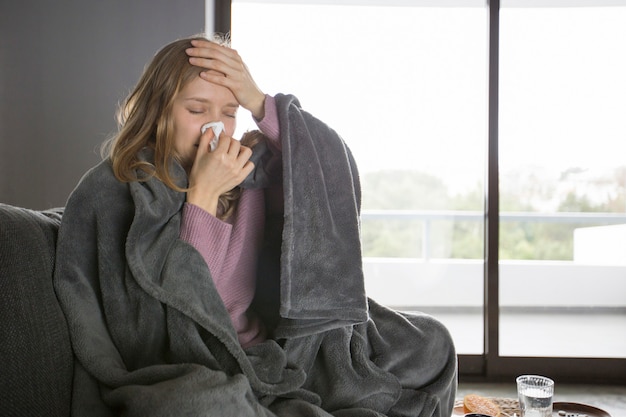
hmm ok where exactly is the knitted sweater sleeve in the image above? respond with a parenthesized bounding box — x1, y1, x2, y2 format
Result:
(254, 94, 280, 143)
(179, 202, 232, 277)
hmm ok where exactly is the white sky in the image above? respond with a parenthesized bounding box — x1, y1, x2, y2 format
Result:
(230, 2, 626, 192)
(499, 7, 626, 173)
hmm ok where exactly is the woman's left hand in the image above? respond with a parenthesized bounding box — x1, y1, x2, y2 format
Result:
(186, 39, 266, 120)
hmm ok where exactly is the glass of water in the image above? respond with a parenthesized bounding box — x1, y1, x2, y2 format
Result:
(516, 375, 554, 417)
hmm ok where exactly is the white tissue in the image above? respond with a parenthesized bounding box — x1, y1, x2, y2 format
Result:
(201, 121, 224, 151)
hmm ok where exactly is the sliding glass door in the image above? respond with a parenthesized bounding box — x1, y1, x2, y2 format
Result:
(229, 0, 488, 357)
(499, 4, 626, 359)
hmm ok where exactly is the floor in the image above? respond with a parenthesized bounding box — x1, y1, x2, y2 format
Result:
(457, 382, 626, 417)
(433, 310, 626, 357)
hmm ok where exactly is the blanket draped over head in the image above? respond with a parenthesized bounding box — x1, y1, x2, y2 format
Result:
(53, 94, 457, 417)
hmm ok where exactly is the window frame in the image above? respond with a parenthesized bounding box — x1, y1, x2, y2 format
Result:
(216, 0, 626, 384)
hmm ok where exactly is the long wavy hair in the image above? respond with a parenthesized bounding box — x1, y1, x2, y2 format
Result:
(102, 34, 263, 219)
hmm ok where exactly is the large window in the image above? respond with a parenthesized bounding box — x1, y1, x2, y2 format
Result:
(230, 0, 487, 356)
(499, 4, 626, 359)
(220, 0, 626, 382)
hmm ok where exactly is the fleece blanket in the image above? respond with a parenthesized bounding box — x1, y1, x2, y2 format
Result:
(53, 94, 457, 417)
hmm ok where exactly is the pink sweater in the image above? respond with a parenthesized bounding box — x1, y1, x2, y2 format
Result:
(179, 95, 280, 349)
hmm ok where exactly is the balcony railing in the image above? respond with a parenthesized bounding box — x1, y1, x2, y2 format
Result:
(361, 210, 626, 260)
(360, 210, 626, 308)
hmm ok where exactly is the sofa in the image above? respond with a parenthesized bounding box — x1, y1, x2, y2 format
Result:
(0, 203, 73, 416)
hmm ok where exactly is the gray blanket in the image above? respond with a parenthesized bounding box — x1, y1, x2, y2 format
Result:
(53, 94, 456, 417)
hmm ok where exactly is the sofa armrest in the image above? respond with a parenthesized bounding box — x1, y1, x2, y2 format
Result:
(0, 203, 72, 416)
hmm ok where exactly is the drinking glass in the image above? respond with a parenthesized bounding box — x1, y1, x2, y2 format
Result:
(516, 375, 554, 417)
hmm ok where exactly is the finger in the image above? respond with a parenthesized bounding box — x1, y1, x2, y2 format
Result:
(186, 39, 224, 58)
(187, 50, 231, 76)
(211, 129, 231, 153)
(225, 136, 241, 157)
(189, 39, 240, 63)
(194, 59, 244, 88)
(200, 124, 217, 139)
(238, 145, 253, 164)
(196, 128, 216, 155)
(187, 41, 241, 72)
(187, 57, 226, 77)
(232, 145, 252, 172)
(197, 66, 232, 87)
(239, 160, 255, 181)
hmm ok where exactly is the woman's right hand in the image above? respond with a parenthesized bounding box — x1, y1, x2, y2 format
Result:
(186, 129, 254, 216)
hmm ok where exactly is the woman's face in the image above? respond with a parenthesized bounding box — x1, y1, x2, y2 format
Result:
(171, 73, 238, 171)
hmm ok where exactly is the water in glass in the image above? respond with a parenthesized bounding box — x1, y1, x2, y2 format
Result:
(519, 387, 553, 417)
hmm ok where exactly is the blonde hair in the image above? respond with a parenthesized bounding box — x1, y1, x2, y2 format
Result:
(103, 34, 265, 219)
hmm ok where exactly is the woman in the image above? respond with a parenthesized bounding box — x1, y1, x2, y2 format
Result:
(53, 34, 457, 417)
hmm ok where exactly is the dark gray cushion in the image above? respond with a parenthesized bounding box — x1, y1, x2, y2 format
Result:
(0, 204, 72, 416)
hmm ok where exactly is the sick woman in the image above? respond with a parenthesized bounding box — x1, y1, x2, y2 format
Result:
(53, 34, 457, 417)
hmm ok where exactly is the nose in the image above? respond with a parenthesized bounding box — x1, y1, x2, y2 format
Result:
(201, 121, 224, 137)
(201, 121, 225, 152)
